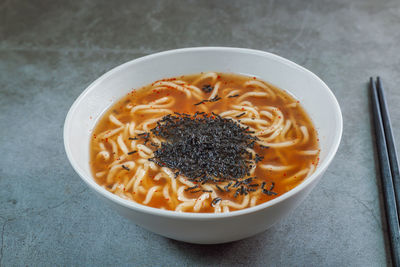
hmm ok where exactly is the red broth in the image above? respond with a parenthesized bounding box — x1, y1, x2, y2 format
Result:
(90, 72, 319, 213)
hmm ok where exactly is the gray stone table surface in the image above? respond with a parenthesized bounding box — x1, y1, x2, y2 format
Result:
(1, 0, 399, 266)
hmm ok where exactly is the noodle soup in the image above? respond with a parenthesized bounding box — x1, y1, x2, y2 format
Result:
(90, 72, 319, 213)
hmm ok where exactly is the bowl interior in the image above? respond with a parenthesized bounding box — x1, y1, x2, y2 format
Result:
(64, 47, 342, 215)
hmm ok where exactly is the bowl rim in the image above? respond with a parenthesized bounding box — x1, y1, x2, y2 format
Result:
(64, 46, 343, 220)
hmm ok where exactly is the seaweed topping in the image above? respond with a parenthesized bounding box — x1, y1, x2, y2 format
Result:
(148, 113, 261, 183)
(261, 181, 277, 196)
(202, 84, 213, 93)
(228, 94, 240, 98)
(185, 185, 199, 191)
(121, 165, 130, 171)
(236, 112, 246, 118)
(211, 197, 222, 206)
(194, 95, 222, 106)
(144, 113, 277, 197)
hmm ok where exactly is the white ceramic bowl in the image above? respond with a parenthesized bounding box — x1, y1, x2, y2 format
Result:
(64, 47, 342, 244)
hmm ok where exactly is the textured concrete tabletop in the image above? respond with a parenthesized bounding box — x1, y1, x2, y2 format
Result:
(1, 0, 400, 266)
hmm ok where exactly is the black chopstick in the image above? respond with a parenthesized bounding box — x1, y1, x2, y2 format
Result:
(370, 77, 400, 266)
(376, 77, 400, 218)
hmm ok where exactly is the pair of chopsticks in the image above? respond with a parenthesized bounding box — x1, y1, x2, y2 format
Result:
(370, 77, 400, 266)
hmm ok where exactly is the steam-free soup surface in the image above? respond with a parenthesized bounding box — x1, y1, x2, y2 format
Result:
(90, 72, 319, 213)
